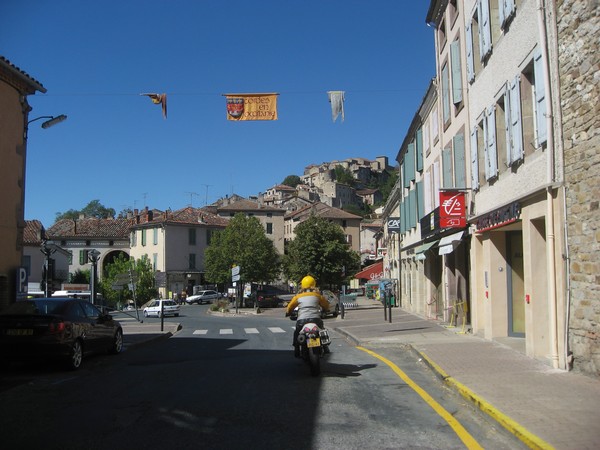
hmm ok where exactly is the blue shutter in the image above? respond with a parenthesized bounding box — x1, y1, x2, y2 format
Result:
(408, 189, 417, 228)
(478, 0, 492, 58)
(416, 180, 424, 219)
(501, 0, 516, 27)
(509, 75, 524, 163)
(442, 63, 451, 124)
(442, 148, 453, 188)
(470, 126, 479, 190)
(400, 198, 406, 233)
(407, 142, 416, 183)
(416, 128, 423, 171)
(503, 83, 513, 164)
(453, 134, 466, 188)
(533, 48, 548, 146)
(450, 40, 463, 104)
(466, 22, 475, 82)
(485, 106, 498, 179)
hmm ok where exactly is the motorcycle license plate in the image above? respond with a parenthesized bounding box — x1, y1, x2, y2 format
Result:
(307, 337, 321, 348)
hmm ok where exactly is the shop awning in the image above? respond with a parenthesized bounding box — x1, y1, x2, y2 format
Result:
(354, 261, 383, 281)
(438, 231, 464, 255)
(414, 241, 438, 260)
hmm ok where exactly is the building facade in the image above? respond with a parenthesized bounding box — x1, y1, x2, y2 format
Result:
(129, 207, 228, 298)
(557, 0, 600, 377)
(0, 56, 46, 307)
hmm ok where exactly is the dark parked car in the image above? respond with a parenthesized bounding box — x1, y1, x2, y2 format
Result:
(244, 290, 281, 308)
(0, 297, 123, 370)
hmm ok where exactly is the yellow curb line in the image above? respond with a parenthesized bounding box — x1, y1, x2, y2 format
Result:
(358, 346, 484, 450)
(417, 350, 555, 450)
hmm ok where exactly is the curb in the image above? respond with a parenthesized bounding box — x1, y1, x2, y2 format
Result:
(416, 350, 554, 450)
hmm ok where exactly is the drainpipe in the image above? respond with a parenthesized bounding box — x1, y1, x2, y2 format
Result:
(537, 0, 559, 369)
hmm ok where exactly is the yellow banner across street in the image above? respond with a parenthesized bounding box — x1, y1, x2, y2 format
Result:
(224, 93, 278, 121)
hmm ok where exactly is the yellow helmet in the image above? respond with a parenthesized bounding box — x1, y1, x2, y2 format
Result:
(301, 275, 316, 290)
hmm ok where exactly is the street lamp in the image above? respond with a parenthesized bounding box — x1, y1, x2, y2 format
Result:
(40, 240, 56, 297)
(25, 114, 67, 139)
(88, 249, 101, 305)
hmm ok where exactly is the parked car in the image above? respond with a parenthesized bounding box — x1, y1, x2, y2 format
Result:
(143, 300, 180, 317)
(186, 290, 220, 305)
(243, 289, 282, 308)
(321, 290, 340, 318)
(0, 297, 123, 370)
(289, 289, 340, 319)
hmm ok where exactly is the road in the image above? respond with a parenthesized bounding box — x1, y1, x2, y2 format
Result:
(0, 305, 524, 449)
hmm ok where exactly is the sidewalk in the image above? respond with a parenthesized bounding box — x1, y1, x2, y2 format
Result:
(333, 297, 600, 450)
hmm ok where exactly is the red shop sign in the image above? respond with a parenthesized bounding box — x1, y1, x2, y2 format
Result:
(439, 191, 466, 228)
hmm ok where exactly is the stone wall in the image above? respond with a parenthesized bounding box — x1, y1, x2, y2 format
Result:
(557, 0, 600, 377)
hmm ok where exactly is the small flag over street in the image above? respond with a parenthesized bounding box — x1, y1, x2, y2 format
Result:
(140, 93, 167, 119)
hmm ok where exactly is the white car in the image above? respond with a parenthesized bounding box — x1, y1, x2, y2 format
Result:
(143, 300, 180, 318)
(186, 290, 220, 305)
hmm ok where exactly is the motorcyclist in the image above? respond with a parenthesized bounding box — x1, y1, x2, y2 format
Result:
(286, 275, 329, 358)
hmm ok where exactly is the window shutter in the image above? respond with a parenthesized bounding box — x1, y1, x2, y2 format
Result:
(470, 126, 479, 190)
(416, 128, 424, 171)
(485, 105, 498, 179)
(533, 48, 548, 146)
(442, 148, 453, 188)
(499, 0, 505, 26)
(509, 75, 524, 162)
(416, 180, 424, 220)
(466, 22, 475, 82)
(442, 63, 451, 124)
(400, 198, 407, 233)
(480, 0, 492, 57)
(408, 189, 417, 228)
(477, 2, 485, 61)
(407, 142, 416, 183)
(433, 161, 441, 208)
(424, 170, 432, 213)
(450, 40, 463, 104)
(453, 134, 466, 188)
(503, 84, 513, 164)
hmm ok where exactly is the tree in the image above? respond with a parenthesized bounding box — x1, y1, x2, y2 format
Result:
(283, 215, 360, 288)
(100, 253, 158, 308)
(333, 165, 356, 187)
(70, 269, 90, 284)
(205, 214, 280, 286)
(55, 199, 116, 222)
(282, 175, 302, 188)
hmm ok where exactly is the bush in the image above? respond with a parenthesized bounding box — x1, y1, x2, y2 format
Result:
(210, 299, 230, 312)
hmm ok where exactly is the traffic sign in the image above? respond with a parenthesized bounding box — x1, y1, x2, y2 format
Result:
(232, 274, 240, 282)
(231, 265, 240, 277)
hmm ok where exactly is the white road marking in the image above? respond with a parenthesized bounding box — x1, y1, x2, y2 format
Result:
(244, 328, 259, 334)
(193, 330, 208, 335)
(268, 327, 286, 333)
(220, 329, 233, 335)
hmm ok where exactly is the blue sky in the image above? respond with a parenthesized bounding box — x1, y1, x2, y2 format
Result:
(1, 0, 435, 227)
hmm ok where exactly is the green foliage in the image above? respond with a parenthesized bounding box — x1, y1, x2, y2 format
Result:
(283, 215, 360, 288)
(70, 269, 90, 284)
(100, 253, 158, 308)
(333, 166, 356, 187)
(282, 175, 301, 188)
(205, 213, 281, 285)
(55, 199, 116, 222)
(378, 170, 398, 203)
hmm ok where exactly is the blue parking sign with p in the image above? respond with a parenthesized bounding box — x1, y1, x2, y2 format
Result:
(16, 267, 28, 300)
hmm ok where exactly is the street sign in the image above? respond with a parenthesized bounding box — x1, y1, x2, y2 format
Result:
(231, 265, 240, 277)
(232, 274, 240, 282)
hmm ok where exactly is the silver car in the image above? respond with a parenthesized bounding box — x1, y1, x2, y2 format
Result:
(143, 300, 180, 317)
(321, 290, 340, 318)
(186, 290, 220, 305)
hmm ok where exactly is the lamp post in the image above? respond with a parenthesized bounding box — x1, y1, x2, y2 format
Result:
(25, 114, 67, 139)
(40, 240, 56, 297)
(88, 249, 101, 305)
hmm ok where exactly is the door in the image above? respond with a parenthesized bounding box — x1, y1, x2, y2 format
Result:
(506, 231, 525, 337)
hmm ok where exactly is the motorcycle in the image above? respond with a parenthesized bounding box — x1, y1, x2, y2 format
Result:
(294, 318, 331, 376)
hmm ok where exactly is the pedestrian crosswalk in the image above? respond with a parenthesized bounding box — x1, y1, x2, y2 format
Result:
(192, 326, 291, 336)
